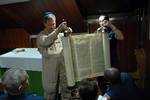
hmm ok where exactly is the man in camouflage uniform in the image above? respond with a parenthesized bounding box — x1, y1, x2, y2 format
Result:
(37, 12, 72, 100)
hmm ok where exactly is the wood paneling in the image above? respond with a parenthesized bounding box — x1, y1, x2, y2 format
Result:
(144, 4, 150, 89)
(0, 0, 86, 34)
(0, 28, 30, 48)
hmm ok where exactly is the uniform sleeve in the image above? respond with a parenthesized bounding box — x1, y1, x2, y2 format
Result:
(37, 29, 59, 47)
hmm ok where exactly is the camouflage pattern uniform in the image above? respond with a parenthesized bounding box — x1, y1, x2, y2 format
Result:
(37, 29, 71, 100)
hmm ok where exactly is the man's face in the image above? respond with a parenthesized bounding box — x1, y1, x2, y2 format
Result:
(44, 19, 56, 32)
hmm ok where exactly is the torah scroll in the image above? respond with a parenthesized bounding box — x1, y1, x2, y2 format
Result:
(62, 32, 110, 86)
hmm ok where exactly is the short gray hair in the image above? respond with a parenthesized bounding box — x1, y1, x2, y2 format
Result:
(1, 68, 29, 94)
(43, 12, 56, 23)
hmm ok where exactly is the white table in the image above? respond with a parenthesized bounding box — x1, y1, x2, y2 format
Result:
(0, 48, 42, 71)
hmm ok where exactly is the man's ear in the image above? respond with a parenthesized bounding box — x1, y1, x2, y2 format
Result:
(18, 84, 23, 91)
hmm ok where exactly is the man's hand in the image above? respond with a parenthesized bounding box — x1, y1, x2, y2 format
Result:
(64, 27, 72, 37)
(65, 27, 72, 33)
(57, 21, 68, 32)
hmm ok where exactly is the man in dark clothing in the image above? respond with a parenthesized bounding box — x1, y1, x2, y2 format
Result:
(104, 68, 139, 100)
(97, 15, 124, 68)
(96, 15, 124, 94)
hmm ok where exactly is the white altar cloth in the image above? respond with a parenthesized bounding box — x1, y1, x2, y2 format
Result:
(0, 48, 42, 71)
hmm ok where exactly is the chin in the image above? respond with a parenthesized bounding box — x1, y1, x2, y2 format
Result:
(48, 29, 54, 32)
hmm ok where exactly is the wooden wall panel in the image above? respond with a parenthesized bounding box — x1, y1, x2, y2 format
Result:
(144, 4, 150, 89)
(0, 0, 86, 34)
(118, 22, 139, 72)
(30, 35, 37, 48)
(0, 28, 30, 48)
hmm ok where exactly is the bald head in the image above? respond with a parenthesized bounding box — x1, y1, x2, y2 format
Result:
(99, 15, 109, 21)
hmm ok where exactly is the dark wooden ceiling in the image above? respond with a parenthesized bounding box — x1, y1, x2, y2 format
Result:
(76, 0, 148, 17)
(0, 0, 148, 34)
